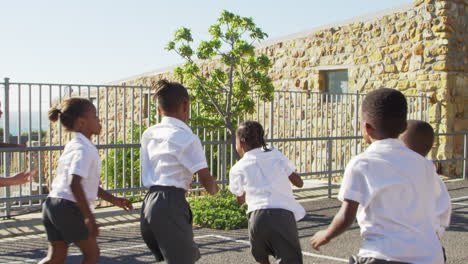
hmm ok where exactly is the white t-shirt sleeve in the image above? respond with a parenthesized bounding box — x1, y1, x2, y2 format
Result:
(140, 134, 151, 186)
(277, 149, 296, 176)
(228, 166, 245, 197)
(177, 136, 208, 174)
(338, 158, 371, 207)
(69, 148, 93, 179)
(431, 163, 451, 238)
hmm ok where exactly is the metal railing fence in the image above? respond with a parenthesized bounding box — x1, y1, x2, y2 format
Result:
(1, 78, 461, 218)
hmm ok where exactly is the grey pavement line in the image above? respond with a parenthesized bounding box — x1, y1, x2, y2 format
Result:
(4, 234, 348, 264)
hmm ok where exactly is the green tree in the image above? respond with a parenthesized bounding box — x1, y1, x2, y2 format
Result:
(166, 10, 274, 159)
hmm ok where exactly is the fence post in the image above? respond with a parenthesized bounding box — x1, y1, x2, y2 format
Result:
(464, 134, 467, 180)
(221, 143, 226, 189)
(269, 94, 274, 141)
(327, 140, 332, 198)
(354, 91, 360, 155)
(419, 92, 424, 121)
(3, 78, 11, 218)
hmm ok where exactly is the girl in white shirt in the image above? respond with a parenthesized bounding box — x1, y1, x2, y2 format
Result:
(39, 97, 133, 264)
(229, 120, 305, 264)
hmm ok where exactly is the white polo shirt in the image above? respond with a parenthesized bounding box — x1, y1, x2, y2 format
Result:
(229, 147, 306, 221)
(49, 132, 101, 208)
(339, 138, 451, 264)
(140, 117, 208, 190)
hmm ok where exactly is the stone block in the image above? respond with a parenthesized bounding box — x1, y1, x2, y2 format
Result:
(369, 51, 383, 62)
(413, 43, 425, 55)
(434, 62, 448, 71)
(385, 65, 397, 73)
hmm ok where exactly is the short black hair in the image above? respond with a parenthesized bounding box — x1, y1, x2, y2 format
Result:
(154, 79, 189, 113)
(362, 88, 407, 138)
(400, 120, 434, 157)
(236, 121, 270, 151)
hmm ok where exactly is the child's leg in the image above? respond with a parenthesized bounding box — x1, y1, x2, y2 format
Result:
(75, 236, 99, 264)
(38, 241, 69, 264)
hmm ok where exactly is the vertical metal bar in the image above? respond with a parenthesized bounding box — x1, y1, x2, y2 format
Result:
(105, 86, 109, 190)
(96, 86, 100, 145)
(354, 91, 360, 155)
(122, 87, 127, 193)
(327, 140, 332, 198)
(464, 134, 467, 180)
(269, 94, 274, 140)
(28, 84, 32, 206)
(3, 78, 11, 217)
(48, 85, 52, 188)
(38, 84, 43, 197)
(419, 93, 424, 121)
(17, 84, 22, 205)
(131, 87, 135, 196)
(114, 88, 117, 189)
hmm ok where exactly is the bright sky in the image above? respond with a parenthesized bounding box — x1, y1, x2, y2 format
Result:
(0, 0, 412, 85)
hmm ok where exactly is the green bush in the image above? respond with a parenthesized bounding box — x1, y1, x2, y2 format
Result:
(189, 189, 248, 230)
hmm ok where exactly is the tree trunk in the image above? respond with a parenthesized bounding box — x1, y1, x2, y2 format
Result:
(225, 123, 240, 161)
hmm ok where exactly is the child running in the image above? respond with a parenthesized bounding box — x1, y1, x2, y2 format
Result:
(140, 79, 219, 264)
(399, 120, 450, 263)
(229, 120, 305, 264)
(310, 88, 451, 264)
(40, 97, 133, 264)
(0, 99, 35, 186)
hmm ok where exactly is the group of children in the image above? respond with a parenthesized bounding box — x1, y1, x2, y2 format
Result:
(1, 80, 451, 264)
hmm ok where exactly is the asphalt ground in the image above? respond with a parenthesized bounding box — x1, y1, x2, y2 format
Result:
(0, 180, 467, 264)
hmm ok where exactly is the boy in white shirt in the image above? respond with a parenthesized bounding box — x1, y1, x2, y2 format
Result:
(140, 79, 219, 264)
(310, 88, 451, 264)
(399, 120, 450, 262)
(229, 121, 305, 264)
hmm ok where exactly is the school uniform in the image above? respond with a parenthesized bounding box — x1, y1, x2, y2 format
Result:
(339, 139, 451, 264)
(140, 117, 207, 264)
(43, 132, 101, 243)
(229, 147, 306, 264)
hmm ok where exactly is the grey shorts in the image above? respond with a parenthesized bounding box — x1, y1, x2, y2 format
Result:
(140, 185, 200, 264)
(248, 209, 303, 264)
(42, 197, 89, 243)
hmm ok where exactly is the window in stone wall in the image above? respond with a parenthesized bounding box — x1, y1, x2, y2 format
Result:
(321, 70, 348, 102)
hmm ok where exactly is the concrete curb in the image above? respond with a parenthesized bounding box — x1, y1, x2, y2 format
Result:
(0, 203, 143, 240)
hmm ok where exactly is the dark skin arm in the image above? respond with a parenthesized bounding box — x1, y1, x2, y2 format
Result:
(70, 175, 98, 237)
(197, 168, 219, 195)
(289, 172, 304, 188)
(310, 199, 359, 251)
(236, 193, 246, 205)
(97, 187, 133, 211)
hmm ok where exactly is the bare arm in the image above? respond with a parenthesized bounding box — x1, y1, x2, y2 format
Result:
(97, 187, 133, 211)
(71, 175, 98, 237)
(310, 199, 359, 250)
(196, 168, 219, 195)
(0, 171, 35, 187)
(289, 172, 304, 188)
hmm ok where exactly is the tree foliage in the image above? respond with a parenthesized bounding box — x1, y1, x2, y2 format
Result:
(166, 10, 274, 157)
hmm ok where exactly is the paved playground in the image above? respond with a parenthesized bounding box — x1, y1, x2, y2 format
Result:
(0, 180, 467, 264)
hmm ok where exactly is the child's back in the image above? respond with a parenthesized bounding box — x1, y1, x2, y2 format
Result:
(230, 147, 305, 221)
(343, 138, 445, 263)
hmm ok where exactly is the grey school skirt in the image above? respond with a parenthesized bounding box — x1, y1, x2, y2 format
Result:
(42, 197, 89, 243)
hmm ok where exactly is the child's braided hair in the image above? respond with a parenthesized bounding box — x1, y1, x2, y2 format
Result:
(236, 121, 270, 152)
